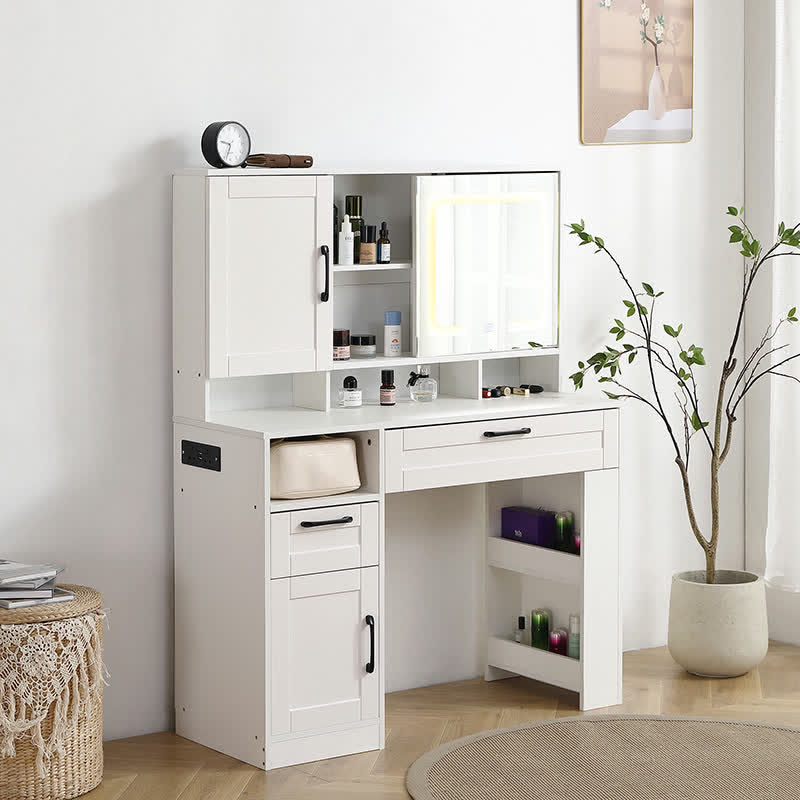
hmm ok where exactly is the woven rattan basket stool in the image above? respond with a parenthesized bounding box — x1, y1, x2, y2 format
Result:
(0, 585, 105, 800)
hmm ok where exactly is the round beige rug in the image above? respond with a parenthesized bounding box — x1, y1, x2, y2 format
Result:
(406, 714, 800, 800)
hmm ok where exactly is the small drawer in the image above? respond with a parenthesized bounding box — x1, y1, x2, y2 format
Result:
(385, 411, 608, 493)
(270, 503, 379, 579)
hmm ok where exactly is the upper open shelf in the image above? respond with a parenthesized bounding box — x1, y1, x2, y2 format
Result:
(333, 261, 412, 273)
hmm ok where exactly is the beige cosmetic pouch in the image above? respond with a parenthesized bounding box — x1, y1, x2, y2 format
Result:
(270, 436, 361, 499)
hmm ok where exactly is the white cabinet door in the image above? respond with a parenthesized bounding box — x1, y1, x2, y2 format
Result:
(207, 175, 333, 377)
(414, 172, 559, 358)
(270, 567, 379, 738)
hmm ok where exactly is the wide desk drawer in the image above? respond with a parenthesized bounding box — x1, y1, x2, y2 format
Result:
(270, 503, 379, 578)
(385, 410, 616, 493)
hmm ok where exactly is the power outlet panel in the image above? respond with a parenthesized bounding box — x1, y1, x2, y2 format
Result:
(181, 440, 221, 472)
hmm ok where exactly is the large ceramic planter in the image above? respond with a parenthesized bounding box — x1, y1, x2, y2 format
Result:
(667, 570, 768, 677)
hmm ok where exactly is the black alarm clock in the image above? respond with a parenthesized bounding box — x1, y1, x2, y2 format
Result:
(201, 121, 251, 168)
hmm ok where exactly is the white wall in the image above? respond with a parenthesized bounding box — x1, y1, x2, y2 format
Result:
(0, 1, 744, 739)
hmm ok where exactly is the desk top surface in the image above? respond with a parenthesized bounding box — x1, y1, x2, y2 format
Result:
(181, 393, 618, 439)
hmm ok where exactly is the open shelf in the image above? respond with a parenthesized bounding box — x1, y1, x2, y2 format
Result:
(270, 489, 381, 513)
(333, 261, 412, 273)
(487, 636, 581, 693)
(331, 354, 418, 371)
(487, 537, 581, 585)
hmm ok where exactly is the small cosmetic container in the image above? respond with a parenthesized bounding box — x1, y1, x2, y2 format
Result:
(531, 608, 551, 650)
(338, 376, 362, 408)
(482, 387, 491, 398)
(514, 615, 528, 646)
(360, 225, 377, 265)
(568, 614, 581, 660)
(333, 329, 350, 361)
(549, 627, 569, 656)
(512, 386, 530, 397)
(350, 334, 377, 358)
(380, 370, 396, 406)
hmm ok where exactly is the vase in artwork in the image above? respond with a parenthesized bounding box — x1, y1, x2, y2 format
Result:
(648, 65, 667, 120)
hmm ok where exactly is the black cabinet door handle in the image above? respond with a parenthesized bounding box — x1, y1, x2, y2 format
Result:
(365, 614, 375, 674)
(299, 515, 353, 529)
(483, 427, 532, 438)
(320, 244, 330, 302)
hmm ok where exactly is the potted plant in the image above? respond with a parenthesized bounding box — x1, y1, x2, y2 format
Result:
(566, 209, 800, 676)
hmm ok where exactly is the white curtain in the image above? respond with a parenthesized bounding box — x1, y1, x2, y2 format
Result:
(764, 0, 800, 591)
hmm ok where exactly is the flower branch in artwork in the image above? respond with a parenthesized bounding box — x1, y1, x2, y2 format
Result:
(640, 3, 666, 66)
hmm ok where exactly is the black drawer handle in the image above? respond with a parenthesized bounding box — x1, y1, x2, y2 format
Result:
(365, 614, 375, 674)
(483, 427, 532, 438)
(299, 515, 353, 528)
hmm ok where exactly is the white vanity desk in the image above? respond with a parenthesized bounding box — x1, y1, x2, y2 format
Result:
(172, 167, 622, 771)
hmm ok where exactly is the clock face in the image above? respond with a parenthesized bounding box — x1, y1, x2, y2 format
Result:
(216, 122, 250, 167)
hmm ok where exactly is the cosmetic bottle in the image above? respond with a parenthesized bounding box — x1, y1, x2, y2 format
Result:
(384, 311, 402, 357)
(333, 329, 350, 361)
(514, 615, 527, 645)
(549, 627, 569, 656)
(338, 376, 362, 408)
(350, 334, 376, 358)
(377, 221, 391, 264)
(333, 204, 339, 264)
(345, 195, 363, 264)
(568, 614, 581, 660)
(380, 370, 396, 406)
(531, 608, 551, 650)
(360, 225, 377, 265)
(338, 215, 354, 266)
(408, 366, 438, 403)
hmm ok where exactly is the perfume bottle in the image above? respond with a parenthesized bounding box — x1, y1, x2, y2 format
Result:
(408, 366, 438, 403)
(338, 376, 362, 408)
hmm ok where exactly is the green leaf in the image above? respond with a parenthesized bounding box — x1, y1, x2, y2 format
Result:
(690, 411, 709, 432)
(628, 352, 636, 363)
(642, 282, 655, 296)
(779, 222, 786, 238)
(638, 304, 648, 316)
(603, 391, 621, 400)
(594, 236, 605, 248)
(616, 330, 625, 341)
(727, 206, 738, 216)
(528, 341, 543, 348)
(789, 307, 797, 318)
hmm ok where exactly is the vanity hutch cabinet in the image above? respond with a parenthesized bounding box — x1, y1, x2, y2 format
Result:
(173, 167, 621, 770)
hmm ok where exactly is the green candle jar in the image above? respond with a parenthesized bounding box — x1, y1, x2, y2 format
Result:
(531, 608, 551, 650)
(555, 511, 575, 553)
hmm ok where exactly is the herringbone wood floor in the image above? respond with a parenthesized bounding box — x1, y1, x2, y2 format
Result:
(86, 644, 800, 800)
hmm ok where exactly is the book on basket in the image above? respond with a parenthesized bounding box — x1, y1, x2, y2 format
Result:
(0, 560, 60, 588)
(0, 587, 74, 610)
(0, 577, 55, 599)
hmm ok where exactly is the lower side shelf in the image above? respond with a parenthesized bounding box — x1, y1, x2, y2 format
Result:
(487, 636, 581, 693)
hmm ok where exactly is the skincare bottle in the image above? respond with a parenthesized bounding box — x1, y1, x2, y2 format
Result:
(360, 225, 377, 265)
(345, 195, 363, 264)
(338, 376, 362, 408)
(338, 215, 354, 266)
(384, 311, 402, 357)
(377, 221, 391, 264)
(514, 615, 527, 645)
(568, 614, 581, 660)
(408, 366, 438, 403)
(333, 329, 350, 361)
(380, 370, 396, 406)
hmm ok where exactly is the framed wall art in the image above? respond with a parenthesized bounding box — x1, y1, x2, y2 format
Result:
(581, 0, 694, 145)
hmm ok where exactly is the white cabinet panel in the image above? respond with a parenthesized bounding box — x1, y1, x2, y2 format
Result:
(207, 175, 333, 378)
(415, 172, 559, 358)
(270, 567, 379, 738)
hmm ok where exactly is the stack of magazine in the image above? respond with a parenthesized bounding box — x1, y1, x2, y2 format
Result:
(0, 561, 73, 609)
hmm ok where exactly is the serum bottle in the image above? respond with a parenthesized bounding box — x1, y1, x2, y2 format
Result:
(338, 214, 354, 266)
(380, 370, 396, 406)
(384, 311, 402, 357)
(377, 221, 391, 264)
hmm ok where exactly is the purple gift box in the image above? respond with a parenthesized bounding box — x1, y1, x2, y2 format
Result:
(501, 506, 557, 548)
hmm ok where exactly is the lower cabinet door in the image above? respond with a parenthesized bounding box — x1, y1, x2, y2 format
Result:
(270, 566, 379, 737)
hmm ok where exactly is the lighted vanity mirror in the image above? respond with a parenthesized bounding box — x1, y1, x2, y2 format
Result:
(415, 172, 559, 358)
